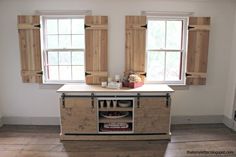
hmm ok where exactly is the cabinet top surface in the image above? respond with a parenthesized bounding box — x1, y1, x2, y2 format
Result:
(57, 84, 174, 93)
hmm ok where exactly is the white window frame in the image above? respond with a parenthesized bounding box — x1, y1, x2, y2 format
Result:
(41, 15, 86, 84)
(145, 16, 188, 85)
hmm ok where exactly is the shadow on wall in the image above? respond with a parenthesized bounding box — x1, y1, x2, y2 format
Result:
(233, 86, 236, 121)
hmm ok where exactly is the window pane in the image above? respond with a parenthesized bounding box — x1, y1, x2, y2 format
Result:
(59, 66, 71, 80)
(58, 19, 71, 34)
(166, 21, 182, 50)
(46, 19, 58, 34)
(147, 20, 165, 49)
(165, 52, 181, 81)
(147, 51, 165, 81)
(59, 35, 71, 48)
(59, 51, 71, 65)
(72, 66, 85, 80)
(72, 35, 84, 49)
(48, 51, 58, 65)
(72, 19, 84, 34)
(47, 35, 58, 49)
(48, 66, 59, 80)
(72, 51, 84, 65)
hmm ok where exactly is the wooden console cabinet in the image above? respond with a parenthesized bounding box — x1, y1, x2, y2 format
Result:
(57, 84, 173, 141)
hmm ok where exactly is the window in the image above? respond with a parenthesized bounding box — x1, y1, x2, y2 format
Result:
(146, 17, 187, 84)
(42, 16, 85, 83)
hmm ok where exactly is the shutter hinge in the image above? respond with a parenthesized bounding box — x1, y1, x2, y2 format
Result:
(141, 24, 147, 29)
(185, 73, 192, 77)
(84, 24, 91, 29)
(34, 24, 41, 28)
(188, 25, 195, 30)
(140, 72, 147, 77)
(85, 72, 91, 76)
(36, 71, 43, 75)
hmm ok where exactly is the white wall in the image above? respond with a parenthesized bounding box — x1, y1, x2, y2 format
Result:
(0, 0, 235, 122)
(224, 6, 236, 122)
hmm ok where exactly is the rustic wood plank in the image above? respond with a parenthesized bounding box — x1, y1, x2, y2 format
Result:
(134, 98, 170, 134)
(60, 98, 97, 134)
(17, 15, 42, 83)
(186, 17, 210, 85)
(125, 16, 146, 78)
(0, 124, 236, 157)
(85, 16, 108, 85)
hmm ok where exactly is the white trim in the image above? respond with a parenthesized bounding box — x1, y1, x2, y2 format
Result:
(35, 10, 92, 16)
(145, 16, 188, 85)
(142, 11, 194, 17)
(223, 116, 234, 129)
(0, 115, 235, 131)
(41, 15, 86, 83)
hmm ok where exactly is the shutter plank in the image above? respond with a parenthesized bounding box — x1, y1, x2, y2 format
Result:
(85, 16, 108, 84)
(125, 16, 146, 81)
(18, 16, 42, 83)
(186, 17, 210, 85)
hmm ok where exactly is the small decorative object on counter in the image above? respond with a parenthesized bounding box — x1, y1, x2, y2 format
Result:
(123, 72, 144, 88)
(107, 82, 122, 89)
(101, 81, 107, 88)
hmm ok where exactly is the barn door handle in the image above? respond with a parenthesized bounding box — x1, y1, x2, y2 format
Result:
(91, 93, 94, 108)
(166, 93, 171, 108)
(137, 93, 140, 108)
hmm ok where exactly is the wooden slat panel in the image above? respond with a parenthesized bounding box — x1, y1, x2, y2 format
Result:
(85, 16, 108, 85)
(85, 24, 108, 30)
(125, 16, 146, 77)
(60, 98, 97, 134)
(134, 98, 170, 134)
(18, 23, 40, 30)
(186, 17, 210, 85)
(18, 15, 42, 83)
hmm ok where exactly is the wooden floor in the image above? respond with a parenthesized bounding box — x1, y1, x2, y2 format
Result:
(0, 124, 235, 157)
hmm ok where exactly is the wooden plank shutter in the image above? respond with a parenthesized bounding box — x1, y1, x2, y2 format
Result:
(125, 16, 147, 80)
(186, 17, 210, 85)
(17, 15, 42, 83)
(85, 16, 108, 84)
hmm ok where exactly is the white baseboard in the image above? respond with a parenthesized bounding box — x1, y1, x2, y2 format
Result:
(1, 115, 235, 131)
(171, 115, 224, 124)
(2, 116, 60, 125)
(223, 115, 236, 131)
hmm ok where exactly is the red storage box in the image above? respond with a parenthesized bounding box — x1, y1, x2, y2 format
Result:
(123, 82, 144, 88)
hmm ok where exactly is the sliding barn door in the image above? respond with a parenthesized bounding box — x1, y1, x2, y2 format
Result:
(85, 16, 108, 84)
(125, 16, 147, 80)
(186, 17, 210, 85)
(17, 15, 42, 83)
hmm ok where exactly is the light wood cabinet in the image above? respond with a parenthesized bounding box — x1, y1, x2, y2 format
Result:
(58, 84, 174, 140)
(134, 97, 170, 134)
(60, 97, 97, 134)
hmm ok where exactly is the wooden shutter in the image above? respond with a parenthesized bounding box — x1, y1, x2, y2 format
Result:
(85, 16, 108, 85)
(17, 15, 42, 83)
(186, 17, 210, 85)
(125, 16, 147, 80)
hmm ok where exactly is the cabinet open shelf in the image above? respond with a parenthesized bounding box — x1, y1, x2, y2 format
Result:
(99, 116, 133, 123)
(97, 98, 134, 134)
(99, 108, 133, 112)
